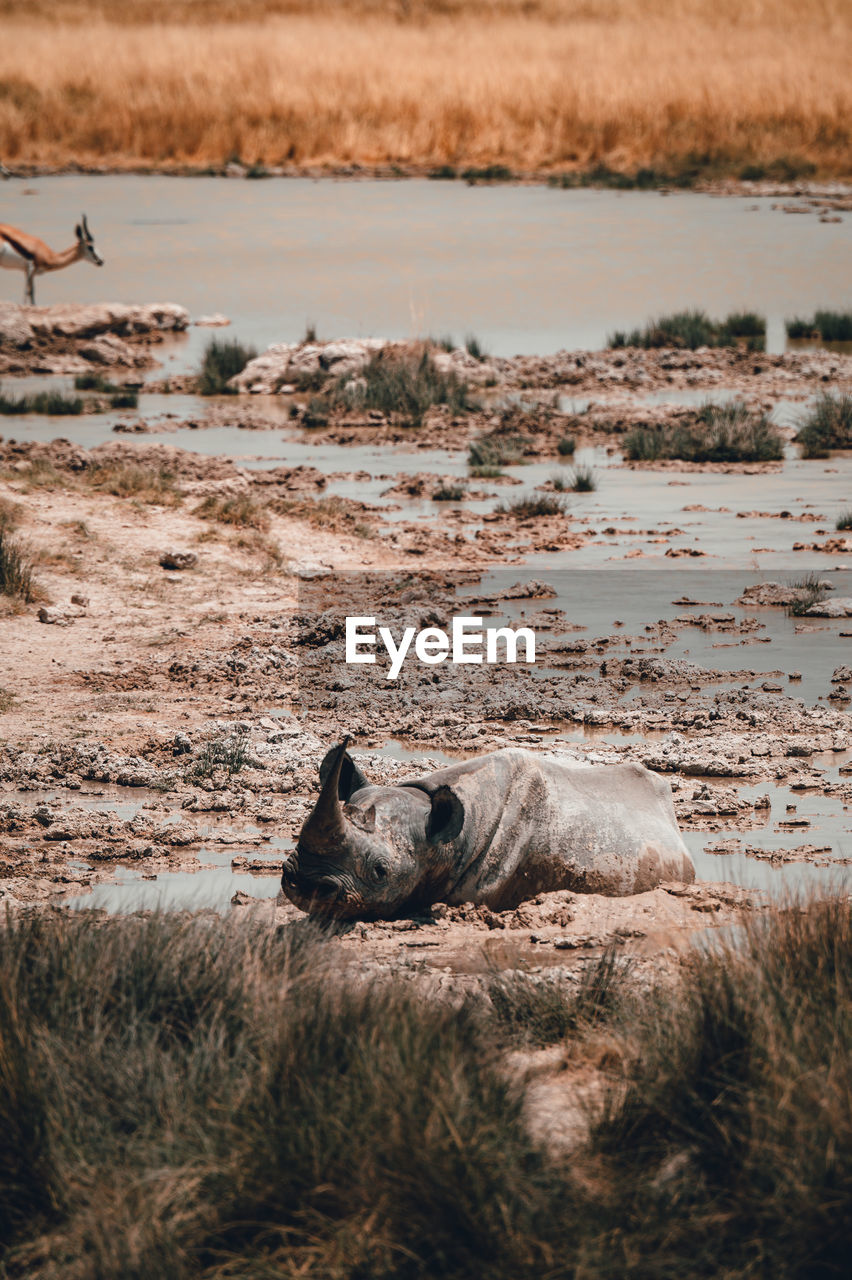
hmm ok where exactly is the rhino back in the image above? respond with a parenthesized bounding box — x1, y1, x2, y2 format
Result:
(443, 750, 693, 909)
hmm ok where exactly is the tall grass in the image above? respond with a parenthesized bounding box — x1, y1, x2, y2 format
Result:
(1, 900, 852, 1275)
(609, 309, 767, 350)
(0, 3, 849, 176)
(330, 348, 471, 426)
(194, 492, 270, 529)
(86, 461, 183, 503)
(197, 338, 257, 395)
(0, 527, 39, 601)
(786, 310, 852, 342)
(0, 386, 83, 416)
(624, 401, 784, 462)
(589, 897, 852, 1276)
(796, 391, 852, 457)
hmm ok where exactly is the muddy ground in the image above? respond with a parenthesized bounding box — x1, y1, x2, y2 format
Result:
(1, 322, 850, 994)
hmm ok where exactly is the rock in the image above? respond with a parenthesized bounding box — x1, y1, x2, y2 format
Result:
(806, 597, 852, 617)
(70, 594, 89, 607)
(832, 666, 852, 683)
(25, 302, 189, 340)
(38, 607, 74, 626)
(159, 551, 197, 571)
(195, 314, 230, 327)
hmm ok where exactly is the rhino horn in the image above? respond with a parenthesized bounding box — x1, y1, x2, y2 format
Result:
(299, 736, 351, 854)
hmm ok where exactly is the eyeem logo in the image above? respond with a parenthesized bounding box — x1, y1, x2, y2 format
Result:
(345, 616, 536, 680)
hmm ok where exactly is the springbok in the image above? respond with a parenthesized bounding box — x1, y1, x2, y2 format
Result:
(0, 214, 103, 305)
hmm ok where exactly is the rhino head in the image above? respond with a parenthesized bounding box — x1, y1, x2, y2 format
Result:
(281, 738, 463, 919)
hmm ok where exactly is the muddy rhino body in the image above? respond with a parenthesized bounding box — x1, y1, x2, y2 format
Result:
(281, 742, 695, 920)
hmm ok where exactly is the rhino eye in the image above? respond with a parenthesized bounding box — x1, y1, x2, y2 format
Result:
(371, 861, 389, 883)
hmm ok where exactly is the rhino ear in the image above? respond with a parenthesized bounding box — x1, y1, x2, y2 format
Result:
(425, 785, 464, 845)
(319, 744, 369, 801)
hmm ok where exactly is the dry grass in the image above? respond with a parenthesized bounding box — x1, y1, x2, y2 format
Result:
(0, 1, 849, 176)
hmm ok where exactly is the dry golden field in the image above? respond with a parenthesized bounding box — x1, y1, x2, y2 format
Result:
(0, 0, 849, 178)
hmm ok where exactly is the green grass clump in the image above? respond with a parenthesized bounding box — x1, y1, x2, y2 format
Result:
(73, 373, 127, 393)
(108, 389, 139, 409)
(786, 310, 852, 342)
(187, 730, 250, 779)
(330, 349, 471, 427)
(608, 308, 766, 351)
(0, 386, 83, 416)
(796, 392, 852, 457)
(194, 493, 270, 530)
(568, 464, 596, 491)
(557, 435, 576, 456)
(837, 509, 852, 531)
(428, 164, 457, 180)
(624, 402, 783, 463)
(432, 484, 466, 501)
(464, 333, 489, 361)
(786, 571, 830, 616)
(499, 493, 567, 518)
(198, 338, 258, 395)
(468, 434, 526, 472)
(0, 528, 39, 602)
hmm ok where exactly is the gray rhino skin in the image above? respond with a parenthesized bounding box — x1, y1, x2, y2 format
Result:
(281, 739, 695, 919)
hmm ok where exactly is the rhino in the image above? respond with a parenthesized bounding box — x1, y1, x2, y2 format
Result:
(281, 739, 695, 919)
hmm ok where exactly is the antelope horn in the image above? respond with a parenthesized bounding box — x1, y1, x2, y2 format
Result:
(299, 736, 350, 853)
(82, 213, 90, 237)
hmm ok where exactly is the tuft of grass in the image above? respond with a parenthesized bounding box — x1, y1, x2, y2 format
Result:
(432, 483, 466, 501)
(568, 464, 596, 491)
(0, 496, 23, 532)
(187, 730, 250, 779)
(608, 308, 766, 351)
(109, 389, 139, 409)
(624, 401, 784, 463)
(194, 492, 270, 530)
(428, 164, 457, 180)
(786, 571, 829, 616)
(589, 895, 852, 1278)
(86, 462, 183, 505)
(470, 464, 505, 479)
(0, 686, 15, 712)
(302, 320, 318, 343)
(0, 528, 39, 602)
(498, 493, 567, 518)
(73, 373, 129, 393)
(786, 310, 852, 342)
(468, 433, 526, 471)
(795, 391, 852, 457)
(837, 509, 852, 531)
(464, 333, 489, 361)
(302, 394, 330, 428)
(198, 338, 257, 395)
(557, 435, 576, 456)
(329, 348, 472, 427)
(0, 386, 83, 416)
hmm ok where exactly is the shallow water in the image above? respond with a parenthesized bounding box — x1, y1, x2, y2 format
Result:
(3, 176, 850, 362)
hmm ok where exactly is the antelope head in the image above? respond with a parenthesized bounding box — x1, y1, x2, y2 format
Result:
(75, 214, 103, 267)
